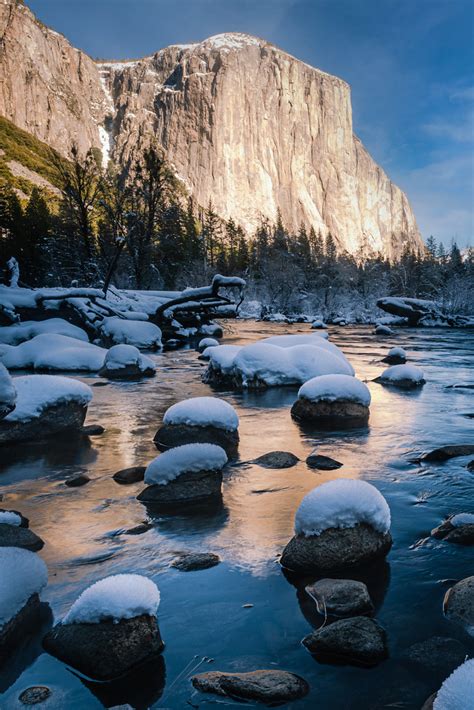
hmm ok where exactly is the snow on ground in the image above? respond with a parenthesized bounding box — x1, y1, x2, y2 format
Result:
(294, 479, 391, 537)
(144, 443, 228, 485)
(450, 513, 474, 527)
(298, 374, 371, 406)
(103, 344, 155, 373)
(378, 364, 425, 385)
(204, 344, 241, 371)
(64, 574, 160, 624)
(163, 397, 239, 431)
(0, 319, 89, 346)
(0, 334, 107, 372)
(0, 511, 22, 526)
(5, 375, 92, 422)
(0, 548, 48, 626)
(433, 659, 474, 710)
(0, 363, 16, 411)
(100, 317, 162, 350)
(387, 347, 406, 359)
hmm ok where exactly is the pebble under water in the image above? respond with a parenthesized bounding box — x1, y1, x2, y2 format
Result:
(0, 321, 473, 709)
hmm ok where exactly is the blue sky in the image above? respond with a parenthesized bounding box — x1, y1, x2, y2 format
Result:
(28, 0, 473, 247)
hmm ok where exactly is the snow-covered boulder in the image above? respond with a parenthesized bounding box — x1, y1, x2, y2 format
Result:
(204, 334, 353, 390)
(137, 443, 227, 505)
(99, 344, 156, 380)
(443, 576, 474, 634)
(0, 318, 89, 346)
(43, 574, 163, 681)
(374, 324, 393, 335)
(198, 337, 219, 354)
(0, 509, 44, 550)
(154, 396, 239, 457)
(382, 347, 407, 365)
(374, 364, 425, 389)
(291, 374, 371, 427)
(431, 513, 474, 545)
(430, 659, 474, 710)
(199, 323, 223, 337)
(0, 375, 92, 445)
(0, 334, 106, 372)
(100, 317, 162, 350)
(0, 548, 48, 664)
(0, 363, 16, 419)
(281, 479, 392, 573)
(311, 320, 327, 329)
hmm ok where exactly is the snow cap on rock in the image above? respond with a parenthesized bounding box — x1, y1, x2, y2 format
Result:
(163, 397, 239, 431)
(433, 659, 474, 710)
(0, 547, 48, 626)
(4, 375, 92, 422)
(145, 443, 228, 485)
(378, 364, 424, 384)
(298, 374, 371, 406)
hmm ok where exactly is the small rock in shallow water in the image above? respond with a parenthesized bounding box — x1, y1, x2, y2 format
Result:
(113, 466, 146, 484)
(253, 451, 300, 468)
(0, 524, 44, 551)
(400, 636, 468, 676)
(306, 454, 343, 470)
(443, 576, 474, 632)
(82, 424, 105, 436)
(431, 518, 474, 545)
(65, 474, 90, 488)
(420, 444, 474, 462)
(191, 669, 309, 704)
(305, 578, 374, 617)
(172, 552, 220, 571)
(124, 522, 153, 535)
(467, 459, 474, 471)
(19, 686, 52, 705)
(302, 616, 388, 666)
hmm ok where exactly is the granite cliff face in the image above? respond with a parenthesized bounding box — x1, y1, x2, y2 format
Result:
(0, 1, 423, 257)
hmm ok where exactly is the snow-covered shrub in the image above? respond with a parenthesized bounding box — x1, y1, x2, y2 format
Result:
(3, 375, 92, 423)
(376, 364, 425, 388)
(0, 319, 89, 346)
(0, 547, 48, 626)
(144, 443, 228, 485)
(0, 334, 107, 372)
(163, 397, 238, 431)
(294, 479, 391, 537)
(433, 659, 474, 710)
(100, 317, 162, 350)
(64, 574, 160, 624)
(297, 374, 371, 406)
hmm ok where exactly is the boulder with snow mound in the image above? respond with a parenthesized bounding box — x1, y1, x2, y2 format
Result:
(0, 363, 16, 419)
(99, 344, 156, 380)
(137, 443, 227, 505)
(423, 659, 474, 710)
(100, 317, 162, 350)
(291, 374, 371, 427)
(43, 574, 163, 681)
(198, 337, 219, 354)
(431, 514, 474, 546)
(375, 324, 393, 336)
(382, 347, 407, 365)
(443, 576, 474, 633)
(0, 334, 106, 372)
(281, 479, 392, 573)
(154, 397, 239, 457)
(0, 375, 92, 445)
(311, 320, 327, 329)
(204, 334, 353, 390)
(0, 318, 89, 346)
(374, 364, 425, 389)
(0, 547, 48, 664)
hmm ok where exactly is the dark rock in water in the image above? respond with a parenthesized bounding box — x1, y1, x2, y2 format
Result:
(375, 325, 392, 335)
(99, 363, 155, 380)
(82, 424, 105, 436)
(43, 614, 164, 681)
(137, 469, 223, 506)
(446, 384, 474, 390)
(124, 522, 153, 535)
(154, 423, 239, 459)
(0, 507, 29, 527)
(92, 381, 110, 387)
(19, 686, 52, 705)
(302, 616, 388, 667)
(65, 474, 90, 488)
(113, 466, 146, 484)
(463, 413, 474, 419)
(0, 523, 44, 551)
(306, 454, 343, 470)
(0, 594, 44, 666)
(305, 579, 374, 617)
(443, 576, 474, 631)
(281, 523, 392, 573)
(253, 451, 299, 469)
(431, 518, 474, 545)
(172, 552, 220, 571)
(467, 459, 474, 471)
(0, 401, 88, 446)
(400, 636, 468, 676)
(291, 398, 369, 427)
(420, 445, 474, 462)
(192, 669, 309, 704)
(382, 354, 406, 365)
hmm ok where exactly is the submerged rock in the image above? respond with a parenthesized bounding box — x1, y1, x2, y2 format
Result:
(443, 576, 474, 632)
(306, 454, 343, 470)
(0, 523, 44, 551)
(281, 524, 392, 573)
(400, 636, 468, 676)
(113, 466, 146, 484)
(253, 451, 300, 469)
(302, 616, 388, 666)
(171, 552, 220, 571)
(191, 669, 309, 704)
(420, 445, 474, 462)
(305, 579, 374, 617)
(43, 614, 164, 681)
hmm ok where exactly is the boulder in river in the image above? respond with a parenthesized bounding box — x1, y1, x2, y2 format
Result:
(113, 466, 146, 484)
(291, 374, 370, 428)
(374, 364, 425, 389)
(302, 616, 388, 666)
(306, 454, 343, 470)
(0, 523, 44, 551)
(171, 552, 220, 571)
(253, 451, 300, 468)
(431, 514, 474, 545)
(65, 474, 90, 488)
(305, 578, 374, 617)
(420, 445, 474, 462)
(191, 669, 309, 704)
(443, 576, 474, 632)
(98, 344, 155, 380)
(382, 347, 407, 365)
(375, 324, 393, 335)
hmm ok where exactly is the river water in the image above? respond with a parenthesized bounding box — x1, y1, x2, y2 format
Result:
(1, 321, 473, 709)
